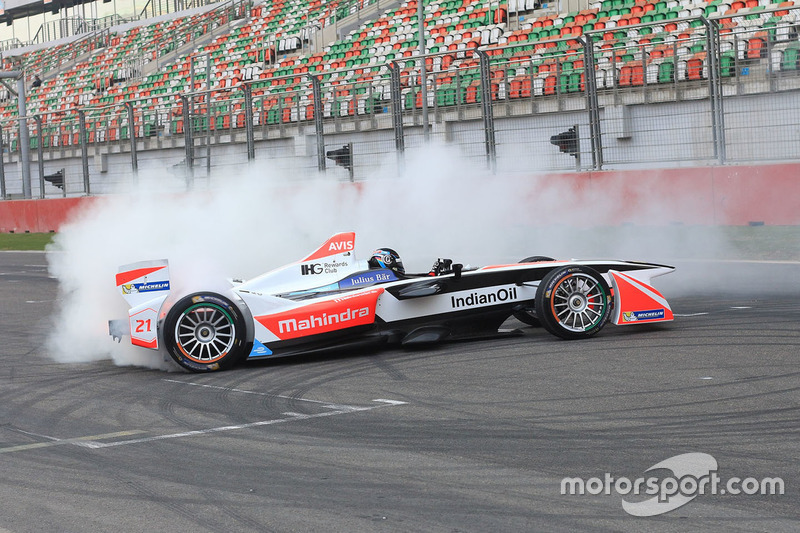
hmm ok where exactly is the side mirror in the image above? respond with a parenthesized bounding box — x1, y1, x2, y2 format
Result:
(453, 263, 463, 280)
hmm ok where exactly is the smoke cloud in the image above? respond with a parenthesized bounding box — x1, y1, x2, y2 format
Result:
(45, 142, 769, 370)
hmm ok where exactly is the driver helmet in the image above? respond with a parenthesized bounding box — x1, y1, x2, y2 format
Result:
(368, 248, 405, 275)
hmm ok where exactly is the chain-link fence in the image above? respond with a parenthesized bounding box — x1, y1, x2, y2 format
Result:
(3, 7, 800, 198)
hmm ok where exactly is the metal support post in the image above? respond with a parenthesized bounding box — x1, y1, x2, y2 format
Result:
(581, 36, 603, 170)
(126, 102, 138, 175)
(347, 141, 354, 182)
(475, 50, 497, 172)
(181, 95, 194, 184)
(389, 62, 405, 154)
(78, 110, 90, 194)
(311, 75, 326, 171)
(418, 0, 429, 141)
(205, 54, 211, 175)
(35, 115, 45, 199)
(703, 18, 726, 164)
(243, 84, 255, 160)
(205, 90, 211, 176)
(0, 129, 5, 199)
(9, 73, 33, 199)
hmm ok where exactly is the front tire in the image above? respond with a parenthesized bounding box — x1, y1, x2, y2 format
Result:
(535, 265, 611, 340)
(163, 293, 248, 372)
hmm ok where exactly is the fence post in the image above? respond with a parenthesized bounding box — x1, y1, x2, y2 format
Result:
(35, 115, 45, 199)
(243, 83, 255, 160)
(311, 75, 326, 171)
(581, 35, 603, 170)
(16, 79, 32, 199)
(78, 110, 90, 194)
(475, 50, 497, 173)
(126, 102, 138, 175)
(703, 17, 726, 164)
(389, 61, 405, 155)
(0, 127, 5, 199)
(181, 95, 194, 183)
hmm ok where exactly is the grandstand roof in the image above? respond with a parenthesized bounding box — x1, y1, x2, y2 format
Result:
(2, 0, 99, 23)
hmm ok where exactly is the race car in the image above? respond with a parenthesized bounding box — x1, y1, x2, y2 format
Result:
(108, 232, 675, 372)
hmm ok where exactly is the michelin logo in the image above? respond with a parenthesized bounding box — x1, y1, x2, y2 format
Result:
(122, 281, 170, 294)
(622, 309, 665, 322)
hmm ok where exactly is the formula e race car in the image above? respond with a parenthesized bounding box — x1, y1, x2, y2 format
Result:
(109, 232, 675, 372)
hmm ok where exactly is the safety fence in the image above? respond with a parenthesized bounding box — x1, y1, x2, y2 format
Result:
(2, 7, 800, 198)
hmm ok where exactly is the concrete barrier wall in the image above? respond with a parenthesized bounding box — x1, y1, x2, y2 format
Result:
(0, 197, 97, 233)
(1, 163, 798, 233)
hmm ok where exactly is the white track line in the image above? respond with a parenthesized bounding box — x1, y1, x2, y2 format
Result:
(163, 378, 341, 405)
(78, 399, 406, 449)
(0, 430, 146, 454)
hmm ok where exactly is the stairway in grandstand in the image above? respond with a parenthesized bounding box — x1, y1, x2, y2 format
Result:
(1, 0, 799, 143)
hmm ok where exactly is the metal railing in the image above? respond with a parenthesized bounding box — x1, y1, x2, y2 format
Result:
(3, 7, 800, 198)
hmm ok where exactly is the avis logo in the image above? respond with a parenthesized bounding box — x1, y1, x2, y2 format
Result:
(301, 263, 323, 275)
(328, 240, 354, 252)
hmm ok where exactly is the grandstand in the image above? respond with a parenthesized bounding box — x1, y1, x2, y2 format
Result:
(0, 0, 799, 197)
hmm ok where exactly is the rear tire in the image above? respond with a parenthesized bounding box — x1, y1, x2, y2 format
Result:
(535, 265, 611, 340)
(513, 256, 555, 327)
(163, 292, 248, 372)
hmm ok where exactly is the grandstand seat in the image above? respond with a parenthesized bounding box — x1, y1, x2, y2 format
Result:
(781, 45, 800, 70)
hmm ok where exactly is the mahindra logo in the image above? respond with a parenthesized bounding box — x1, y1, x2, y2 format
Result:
(278, 307, 370, 333)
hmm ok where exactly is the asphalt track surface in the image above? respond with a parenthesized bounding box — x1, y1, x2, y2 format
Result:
(1, 251, 798, 532)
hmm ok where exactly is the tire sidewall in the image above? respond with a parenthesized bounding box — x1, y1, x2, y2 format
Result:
(535, 265, 612, 340)
(163, 292, 248, 372)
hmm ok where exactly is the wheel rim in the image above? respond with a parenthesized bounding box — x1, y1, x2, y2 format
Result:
(550, 273, 607, 332)
(174, 304, 236, 363)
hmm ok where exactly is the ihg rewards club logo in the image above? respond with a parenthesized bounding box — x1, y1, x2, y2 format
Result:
(561, 453, 784, 516)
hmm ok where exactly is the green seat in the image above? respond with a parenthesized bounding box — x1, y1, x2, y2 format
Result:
(559, 73, 570, 93)
(436, 84, 456, 106)
(781, 47, 799, 71)
(720, 51, 736, 77)
(568, 71, 582, 92)
(404, 89, 416, 109)
(658, 61, 674, 83)
(364, 94, 382, 114)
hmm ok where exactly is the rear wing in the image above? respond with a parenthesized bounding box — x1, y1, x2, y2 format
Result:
(110, 259, 171, 349)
